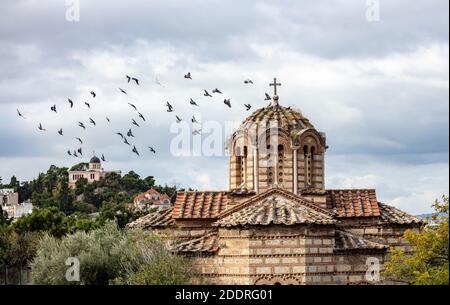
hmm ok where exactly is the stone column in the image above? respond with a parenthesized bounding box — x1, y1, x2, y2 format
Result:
(253, 148, 259, 193)
(293, 148, 298, 194)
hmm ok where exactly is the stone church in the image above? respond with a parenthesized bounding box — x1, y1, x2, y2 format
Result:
(129, 79, 422, 285)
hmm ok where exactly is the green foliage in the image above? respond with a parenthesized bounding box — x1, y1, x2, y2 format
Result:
(31, 222, 190, 285)
(0, 206, 11, 227)
(12, 207, 68, 237)
(384, 195, 449, 285)
(69, 163, 88, 171)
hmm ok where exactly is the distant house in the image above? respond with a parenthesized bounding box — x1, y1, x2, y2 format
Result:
(1, 188, 33, 219)
(68, 156, 121, 189)
(133, 188, 171, 210)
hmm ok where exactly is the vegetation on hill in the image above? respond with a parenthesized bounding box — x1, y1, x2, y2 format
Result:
(384, 195, 449, 285)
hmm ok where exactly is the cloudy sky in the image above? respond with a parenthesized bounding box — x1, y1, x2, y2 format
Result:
(0, 0, 448, 214)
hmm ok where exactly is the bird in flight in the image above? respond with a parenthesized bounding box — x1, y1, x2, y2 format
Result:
(38, 123, 46, 131)
(75, 137, 83, 144)
(126, 75, 131, 83)
(176, 115, 182, 123)
(264, 93, 271, 101)
(184, 72, 192, 79)
(119, 88, 127, 95)
(212, 88, 222, 94)
(124, 138, 131, 146)
(101, 154, 106, 162)
(166, 101, 174, 112)
(84, 102, 91, 109)
(90, 91, 96, 98)
(89, 118, 96, 126)
(73, 150, 78, 158)
(132, 119, 140, 127)
(244, 104, 251, 111)
(191, 115, 198, 123)
(138, 112, 145, 121)
(190, 98, 198, 106)
(106, 117, 110, 123)
(224, 99, 231, 108)
(132, 77, 139, 85)
(127, 129, 135, 137)
(50, 105, 57, 113)
(78, 122, 86, 130)
(204, 90, 212, 97)
(128, 102, 137, 110)
(116, 132, 124, 139)
(244, 79, 253, 84)
(58, 128, 63, 136)
(148, 147, 156, 154)
(17, 109, 25, 119)
(132, 146, 140, 156)
(77, 148, 83, 156)
(192, 129, 202, 135)
(67, 150, 72, 156)
(68, 98, 74, 108)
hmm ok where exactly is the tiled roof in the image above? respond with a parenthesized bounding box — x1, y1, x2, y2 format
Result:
(335, 230, 388, 251)
(169, 231, 219, 253)
(172, 191, 230, 219)
(127, 207, 174, 228)
(326, 189, 380, 217)
(378, 203, 422, 225)
(215, 190, 336, 227)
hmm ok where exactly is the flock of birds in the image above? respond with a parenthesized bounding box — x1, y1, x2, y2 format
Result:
(16, 72, 274, 161)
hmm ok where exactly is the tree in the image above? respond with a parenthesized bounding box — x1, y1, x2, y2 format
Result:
(13, 207, 68, 237)
(0, 206, 11, 227)
(384, 195, 449, 285)
(31, 222, 190, 285)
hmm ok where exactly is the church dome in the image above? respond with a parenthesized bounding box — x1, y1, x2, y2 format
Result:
(240, 101, 314, 135)
(90, 156, 101, 164)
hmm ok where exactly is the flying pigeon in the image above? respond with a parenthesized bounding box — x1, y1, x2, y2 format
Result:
(212, 88, 222, 94)
(50, 105, 57, 113)
(204, 90, 212, 97)
(119, 88, 127, 95)
(17, 109, 25, 119)
(89, 118, 96, 126)
(132, 146, 140, 156)
(190, 98, 198, 106)
(184, 72, 192, 79)
(38, 123, 46, 131)
(58, 128, 63, 136)
(166, 101, 174, 112)
(75, 137, 83, 144)
(138, 112, 145, 121)
(244, 79, 253, 84)
(73, 151, 78, 157)
(127, 129, 134, 137)
(124, 138, 131, 145)
(84, 102, 90, 109)
(68, 98, 74, 108)
(101, 154, 106, 162)
(244, 104, 251, 111)
(78, 122, 86, 130)
(116, 132, 124, 139)
(132, 77, 139, 85)
(90, 91, 96, 98)
(264, 93, 271, 101)
(126, 75, 131, 83)
(77, 148, 83, 156)
(176, 115, 182, 123)
(67, 150, 72, 156)
(191, 115, 198, 123)
(128, 102, 137, 110)
(224, 98, 231, 108)
(148, 147, 156, 153)
(132, 119, 140, 127)
(106, 117, 110, 122)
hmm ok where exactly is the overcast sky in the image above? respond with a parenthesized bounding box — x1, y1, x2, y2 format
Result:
(0, 0, 448, 214)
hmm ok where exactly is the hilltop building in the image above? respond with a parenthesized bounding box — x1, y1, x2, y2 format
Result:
(68, 156, 121, 189)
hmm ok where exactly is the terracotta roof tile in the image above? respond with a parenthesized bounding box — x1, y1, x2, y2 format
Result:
(215, 190, 336, 227)
(127, 207, 174, 228)
(172, 191, 230, 219)
(378, 203, 423, 225)
(326, 189, 380, 218)
(169, 231, 219, 253)
(334, 230, 388, 251)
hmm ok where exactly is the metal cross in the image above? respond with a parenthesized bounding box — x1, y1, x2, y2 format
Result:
(269, 78, 281, 96)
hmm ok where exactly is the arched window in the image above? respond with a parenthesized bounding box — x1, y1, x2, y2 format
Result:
(304, 145, 312, 186)
(278, 144, 284, 184)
